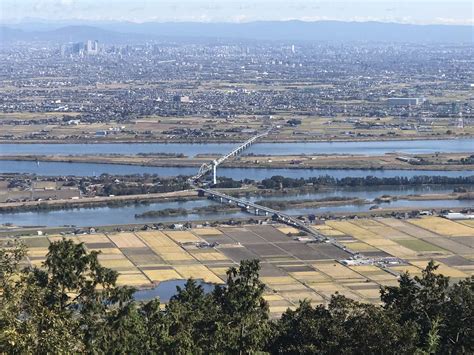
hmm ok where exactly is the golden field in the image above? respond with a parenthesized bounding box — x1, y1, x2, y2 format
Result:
(6, 218, 472, 316)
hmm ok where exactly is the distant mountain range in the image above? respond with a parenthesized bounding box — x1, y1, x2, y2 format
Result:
(1, 20, 472, 44)
(0, 25, 144, 43)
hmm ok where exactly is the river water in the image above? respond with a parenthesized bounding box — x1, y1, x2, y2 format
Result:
(1, 185, 471, 227)
(134, 280, 216, 302)
(1, 139, 472, 227)
(1, 139, 473, 157)
(0, 160, 473, 179)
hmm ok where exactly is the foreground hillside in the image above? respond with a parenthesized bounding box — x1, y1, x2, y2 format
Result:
(1, 239, 472, 354)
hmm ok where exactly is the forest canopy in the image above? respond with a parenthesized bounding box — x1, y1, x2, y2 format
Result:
(1, 239, 472, 354)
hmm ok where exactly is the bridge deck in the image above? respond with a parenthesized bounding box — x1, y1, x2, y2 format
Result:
(188, 129, 271, 183)
(188, 127, 328, 241)
(199, 188, 326, 240)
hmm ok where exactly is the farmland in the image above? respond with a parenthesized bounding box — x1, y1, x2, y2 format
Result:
(6, 217, 472, 316)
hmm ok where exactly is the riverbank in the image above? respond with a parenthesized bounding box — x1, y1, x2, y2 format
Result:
(2, 205, 471, 237)
(1, 188, 471, 228)
(1, 152, 473, 171)
(134, 197, 368, 219)
(0, 190, 196, 213)
(2, 135, 473, 144)
(1, 181, 472, 214)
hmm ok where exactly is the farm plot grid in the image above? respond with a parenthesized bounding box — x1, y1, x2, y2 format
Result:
(5, 217, 473, 317)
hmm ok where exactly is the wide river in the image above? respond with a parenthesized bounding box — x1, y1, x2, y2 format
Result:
(1, 139, 473, 157)
(1, 139, 472, 227)
(0, 160, 473, 179)
(1, 185, 471, 227)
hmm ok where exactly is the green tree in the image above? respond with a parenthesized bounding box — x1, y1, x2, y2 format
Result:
(213, 259, 270, 354)
(39, 239, 139, 353)
(270, 295, 417, 355)
(2, 241, 472, 354)
(141, 299, 169, 353)
(268, 300, 334, 354)
(162, 279, 219, 354)
(0, 239, 142, 353)
(0, 241, 30, 352)
(380, 261, 451, 352)
(328, 295, 417, 354)
(0, 241, 82, 353)
(439, 276, 474, 354)
(94, 299, 148, 353)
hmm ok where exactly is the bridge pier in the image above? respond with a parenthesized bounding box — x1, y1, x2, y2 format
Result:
(213, 163, 217, 185)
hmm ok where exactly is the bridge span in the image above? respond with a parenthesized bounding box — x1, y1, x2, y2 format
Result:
(188, 129, 271, 184)
(186, 128, 401, 263)
(186, 127, 327, 240)
(198, 188, 325, 240)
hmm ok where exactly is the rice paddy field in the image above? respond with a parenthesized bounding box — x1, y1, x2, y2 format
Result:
(4, 217, 473, 317)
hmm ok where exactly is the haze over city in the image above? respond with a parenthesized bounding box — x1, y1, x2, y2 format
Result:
(0, 1, 473, 354)
(2, 0, 473, 25)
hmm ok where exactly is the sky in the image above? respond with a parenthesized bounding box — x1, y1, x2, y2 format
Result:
(1, 0, 473, 25)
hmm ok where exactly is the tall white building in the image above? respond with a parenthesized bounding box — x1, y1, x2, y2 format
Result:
(86, 40, 99, 55)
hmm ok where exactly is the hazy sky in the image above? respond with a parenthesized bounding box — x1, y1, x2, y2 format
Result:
(1, 0, 473, 25)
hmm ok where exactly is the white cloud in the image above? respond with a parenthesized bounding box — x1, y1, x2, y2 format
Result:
(1, 0, 472, 25)
(434, 17, 474, 25)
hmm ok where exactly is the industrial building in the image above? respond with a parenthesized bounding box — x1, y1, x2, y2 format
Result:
(387, 97, 421, 106)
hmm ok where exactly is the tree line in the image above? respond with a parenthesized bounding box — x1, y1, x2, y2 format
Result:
(259, 175, 474, 190)
(1, 239, 472, 354)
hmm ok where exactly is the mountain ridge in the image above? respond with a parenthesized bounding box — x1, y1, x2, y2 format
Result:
(1, 20, 472, 43)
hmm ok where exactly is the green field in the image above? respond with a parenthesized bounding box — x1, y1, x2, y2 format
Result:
(396, 239, 446, 252)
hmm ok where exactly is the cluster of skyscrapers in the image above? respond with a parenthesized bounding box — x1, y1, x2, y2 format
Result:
(61, 40, 100, 57)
